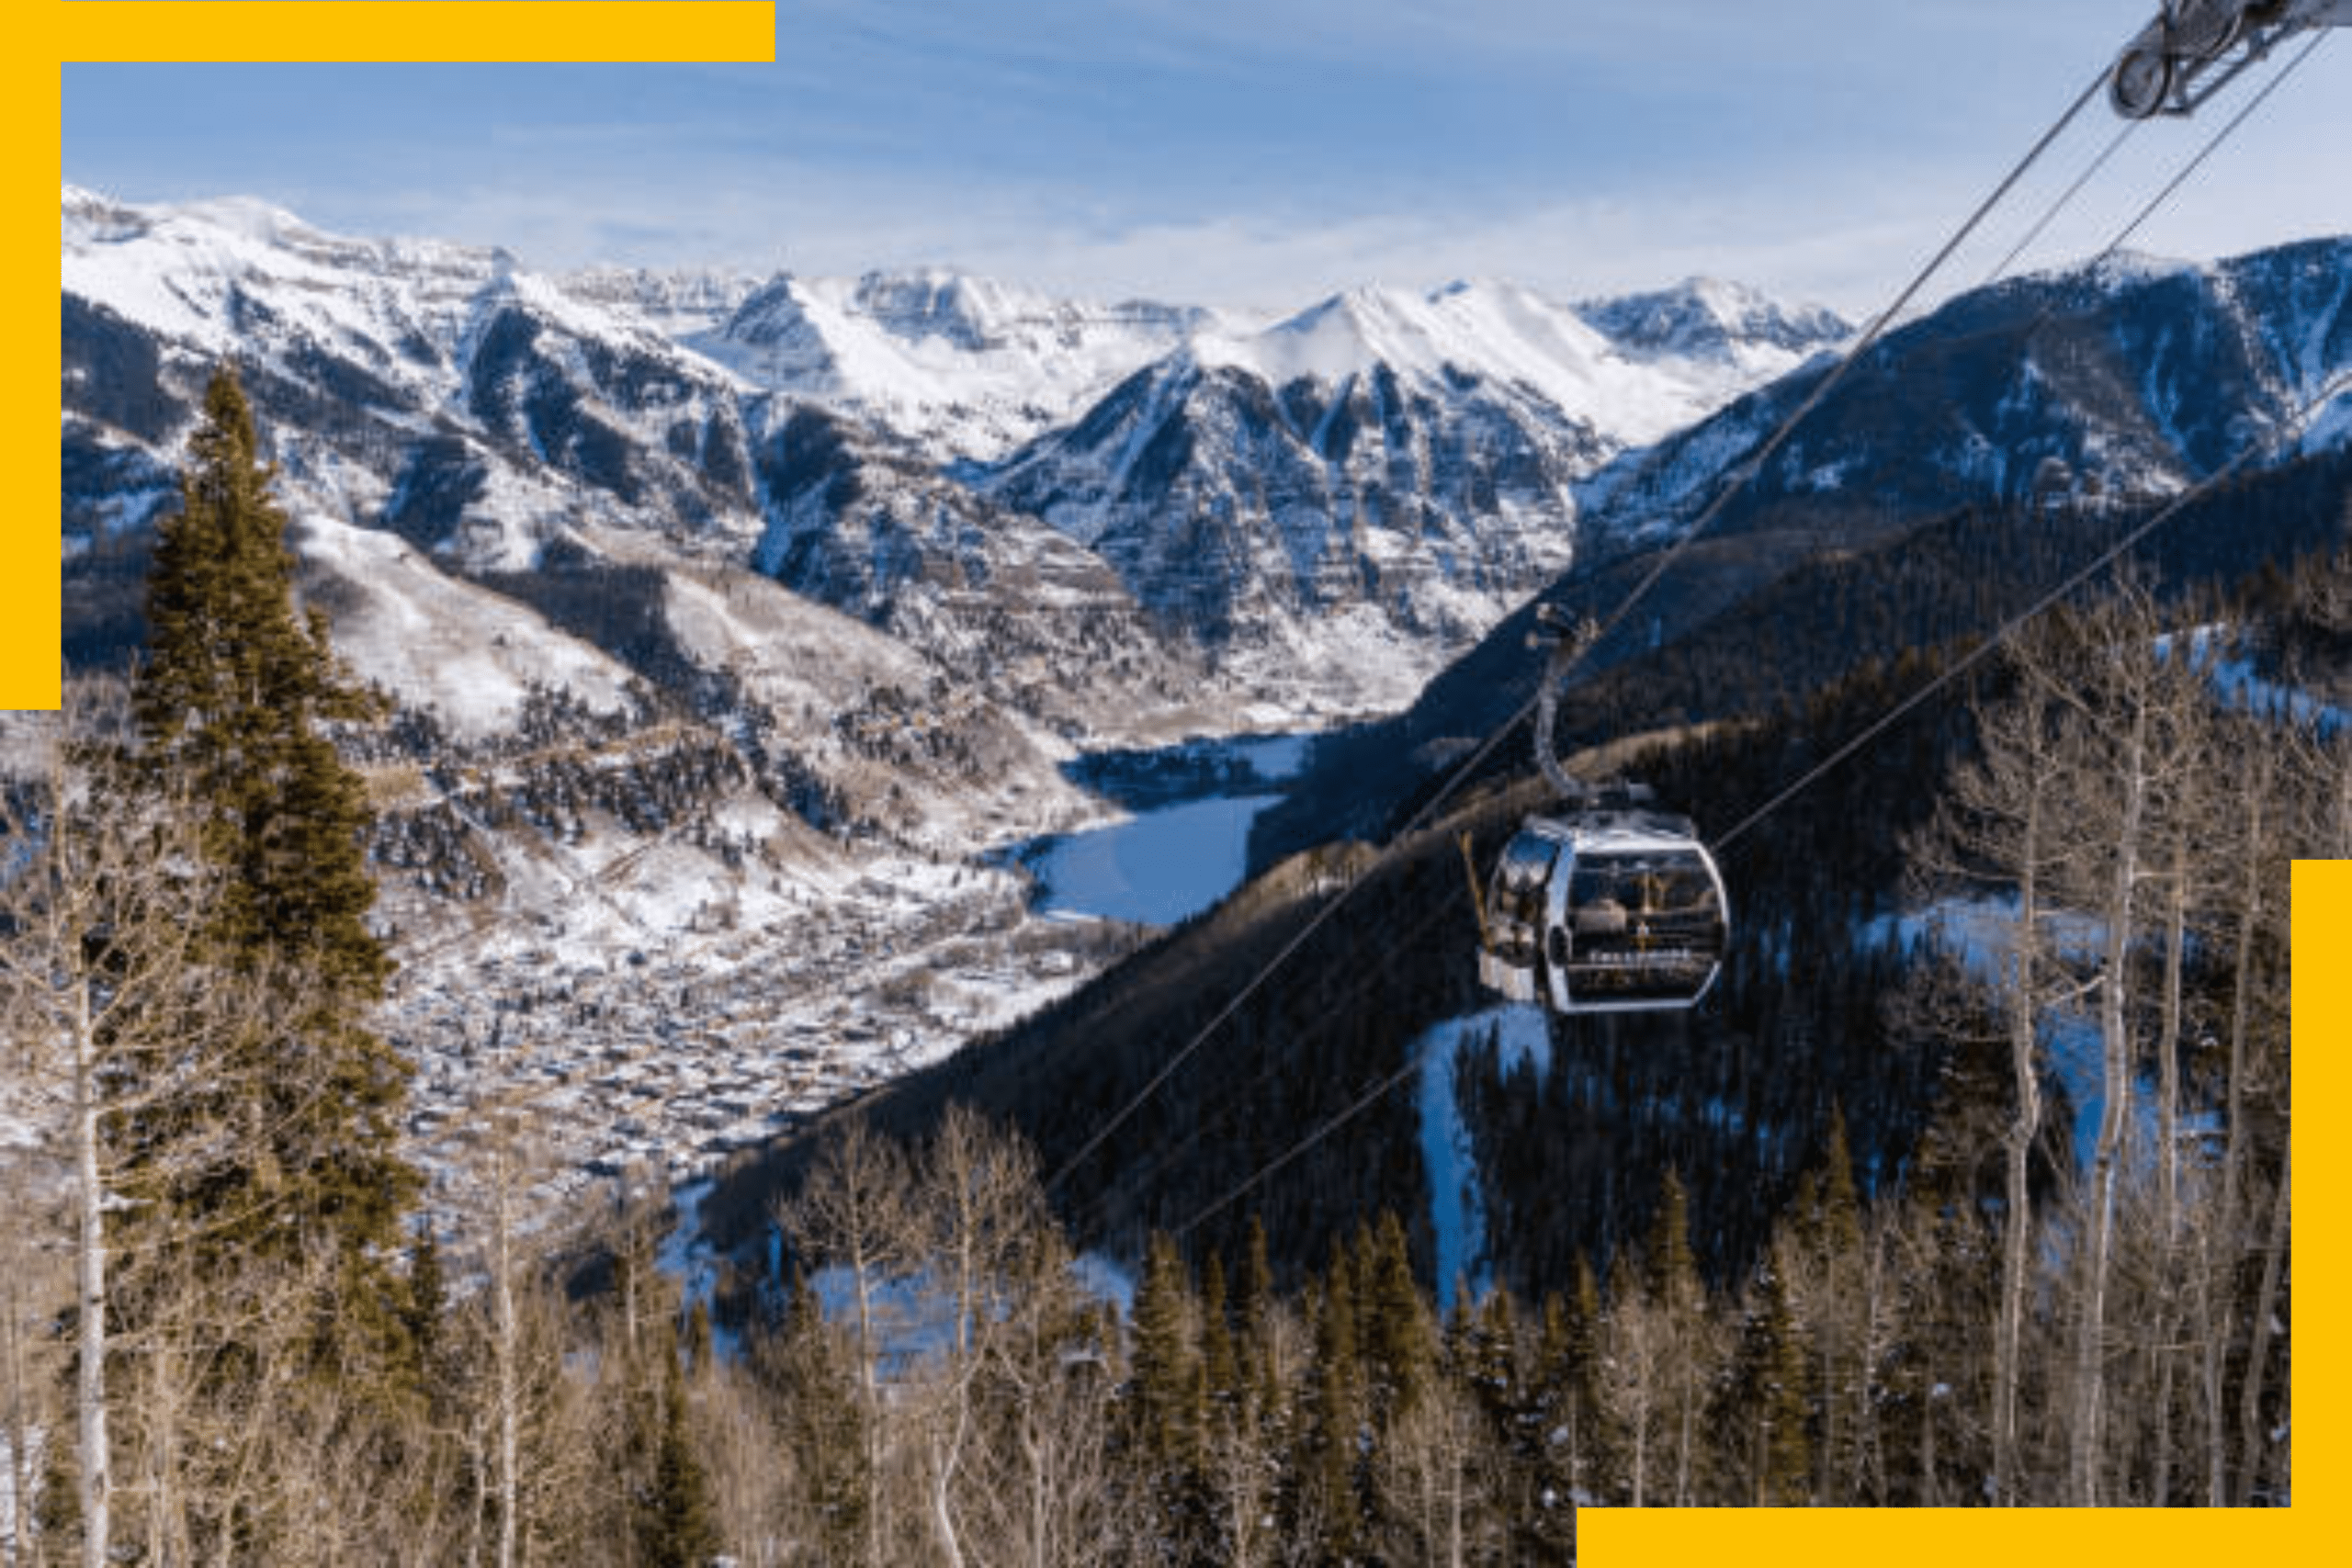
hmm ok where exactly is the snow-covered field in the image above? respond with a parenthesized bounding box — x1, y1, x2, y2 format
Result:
(1412, 1003, 1553, 1311)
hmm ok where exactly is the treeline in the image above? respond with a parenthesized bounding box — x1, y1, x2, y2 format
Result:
(714, 550, 2339, 1517)
(1459, 577, 2327, 1506)
(1252, 443, 2352, 873)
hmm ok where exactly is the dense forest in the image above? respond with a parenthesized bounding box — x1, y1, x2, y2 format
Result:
(707, 477, 2341, 1517)
(2, 367, 2334, 1567)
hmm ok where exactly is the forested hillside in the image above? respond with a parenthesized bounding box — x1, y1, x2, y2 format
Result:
(705, 475, 2342, 1513)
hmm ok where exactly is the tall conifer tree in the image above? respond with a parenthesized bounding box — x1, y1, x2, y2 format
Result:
(128, 365, 420, 1382)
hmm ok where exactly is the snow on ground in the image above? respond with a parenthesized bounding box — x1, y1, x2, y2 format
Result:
(296, 514, 639, 739)
(1870, 898, 2212, 1172)
(2150, 623, 2349, 736)
(1414, 1003, 1552, 1312)
(2203, 649, 2347, 737)
(794, 1250, 1130, 1378)
(658, 1179, 739, 1359)
(2301, 388, 2352, 455)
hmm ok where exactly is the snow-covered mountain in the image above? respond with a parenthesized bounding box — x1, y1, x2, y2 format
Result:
(690, 269, 1245, 460)
(1577, 275, 1853, 375)
(1579, 239, 2352, 547)
(62, 183, 1849, 728)
(970, 278, 1849, 707)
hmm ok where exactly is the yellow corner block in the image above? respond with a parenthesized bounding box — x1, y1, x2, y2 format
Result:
(52, 3, 776, 65)
(1582, 864, 2328, 1558)
(21, 4, 776, 711)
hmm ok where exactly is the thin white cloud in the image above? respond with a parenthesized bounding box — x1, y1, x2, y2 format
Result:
(73, 6, 2347, 315)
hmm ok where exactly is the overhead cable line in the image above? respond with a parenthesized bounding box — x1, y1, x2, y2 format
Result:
(1166, 43, 2335, 1246)
(1981, 120, 2142, 289)
(1042, 62, 2114, 1200)
(1177, 372, 2350, 1245)
(1716, 377, 2347, 850)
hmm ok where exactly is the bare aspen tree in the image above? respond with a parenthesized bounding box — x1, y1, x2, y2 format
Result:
(0, 1156, 64, 1568)
(2071, 645, 2145, 1508)
(0, 698, 250, 1568)
(2235, 1152, 2290, 1504)
(1598, 1281, 1661, 1506)
(778, 1118, 912, 1568)
(907, 1105, 1042, 1568)
(1374, 1377, 1492, 1566)
(959, 1225, 1125, 1568)
(2199, 726, 2278, 1502)
(443, 1077, 549, 1568)
(2020, 584, 2207, 1506)
(1915, 653, 2077, 1504)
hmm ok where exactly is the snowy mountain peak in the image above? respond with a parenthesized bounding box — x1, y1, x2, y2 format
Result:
(1577, 276, 1851, 364)
(1193, 280, 1618, 402)
(844, 267, 1045, 351)
(554, 264, 762, 336)
(693, 267, 1220, 459)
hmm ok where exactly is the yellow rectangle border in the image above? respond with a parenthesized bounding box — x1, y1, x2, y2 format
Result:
(56, 3, 776, 66)
(20, 4, 776, 712)
(20, 12, 2332, 1568)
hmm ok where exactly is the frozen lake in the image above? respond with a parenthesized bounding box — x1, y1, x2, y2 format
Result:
(1002, 733, 1313, 927)
(1024, 792, 1284, 925)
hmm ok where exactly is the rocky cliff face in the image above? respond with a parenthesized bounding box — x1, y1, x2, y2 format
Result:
(63, 185, 1852, 730)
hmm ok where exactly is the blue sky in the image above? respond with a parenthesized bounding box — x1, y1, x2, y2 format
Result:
(61, 2, 2350, 312)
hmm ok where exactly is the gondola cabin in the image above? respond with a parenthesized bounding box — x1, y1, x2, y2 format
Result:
(1477, 807, 1728, 1015)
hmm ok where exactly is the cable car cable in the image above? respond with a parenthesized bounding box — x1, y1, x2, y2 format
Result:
(2098, 29, 2326, 258)
(1715, 370, 2350, 853)
(1174, 364, 2352, 1248)
(1041, 61, 2115, 1200)
(1981, 120, 2142, 290)
(1159, 48, 2339, 1249)
(1060, 873, 1478, 1239)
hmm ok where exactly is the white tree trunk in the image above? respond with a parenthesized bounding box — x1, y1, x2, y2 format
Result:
(1995, 780, 2044, 1506)
(74, 988, 109, 1568)
(2072, 702, 2145, 1507)
(2235, 1155, 2290, 1504)
(491, 1137, 518, 1568)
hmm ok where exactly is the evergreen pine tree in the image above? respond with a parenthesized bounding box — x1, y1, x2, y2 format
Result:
(1459, 1285, 1519, 1439)
(1238, 1213, 1278, 1400)
(762, 1268, 866, 1563)
(1308, 1237, 1364, 1562)
(407, 1220, 447, 1381)
(685, 1298, 716, 1380)
(125, 365, 420, 1383)
(640, 1357, 721, 1568)
(1644, 1168, 1702, 1317)
(1201, 1250, 1239, 1413)
(1523, 1289, 1592, 1554)
(1718, 1258, 1815, 1506)
(1127, 1231, 1207, 1559)
(1362, 1211, 1431, 1427)
(1127, 1231, 1200, 1478)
